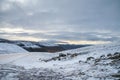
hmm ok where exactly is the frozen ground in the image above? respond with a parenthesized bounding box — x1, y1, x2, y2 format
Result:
(0, 42, 120, 80)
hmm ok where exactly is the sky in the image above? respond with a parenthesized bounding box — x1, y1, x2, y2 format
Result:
(0, 0, 120, 44)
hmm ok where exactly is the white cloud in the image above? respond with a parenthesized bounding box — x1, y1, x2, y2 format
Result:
(0, 27, 48, 34)
(0, 23, 49, 34)
(26, 12, 34, 16)
(0, 34, 44, 41)
(64, 40, 111, 45)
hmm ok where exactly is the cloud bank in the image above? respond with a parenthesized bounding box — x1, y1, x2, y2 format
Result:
(0, 0, 120, 44)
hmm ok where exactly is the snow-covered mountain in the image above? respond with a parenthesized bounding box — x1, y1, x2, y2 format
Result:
(38, 40, 59, 47)
(15, 41, 64, 52)
(0, 43, 28, 54)
(0, 42, 120, 80)
(15, 41, 40, 48)
(0, 38, 90, 52)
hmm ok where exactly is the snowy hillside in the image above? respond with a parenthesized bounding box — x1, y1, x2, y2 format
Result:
(15, 40, 59, 47)
(14, 40, 64, 52)
(58, 42, 120, 60)
(15, 41, 40, 48)
(38, 41, 58, 47)
(0, 43, 28, 54)
(0, 38, 89, 52)
(0, 42, 120, 80)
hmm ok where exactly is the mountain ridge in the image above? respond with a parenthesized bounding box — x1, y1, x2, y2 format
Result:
(0, 38, 90, 52)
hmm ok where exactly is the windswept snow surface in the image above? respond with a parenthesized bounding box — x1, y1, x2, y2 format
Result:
(0, 43, 28, 54)
(0, 42, 120, 80)
(0, 52, 58, 68)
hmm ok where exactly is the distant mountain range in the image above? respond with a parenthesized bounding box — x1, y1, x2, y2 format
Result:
(0, 38, 91, 52)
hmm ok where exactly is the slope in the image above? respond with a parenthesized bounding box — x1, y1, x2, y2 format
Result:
(0, 42, 120, 80)
(0, 43, 28, 54)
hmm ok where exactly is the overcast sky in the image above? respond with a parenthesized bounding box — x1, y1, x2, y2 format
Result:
(0, 0, 120, 44)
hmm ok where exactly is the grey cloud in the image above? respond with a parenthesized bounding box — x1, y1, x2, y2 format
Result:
(6, 31, 119, 42)
(0, 29, 120, 42)
(0, 0, 120, 43)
